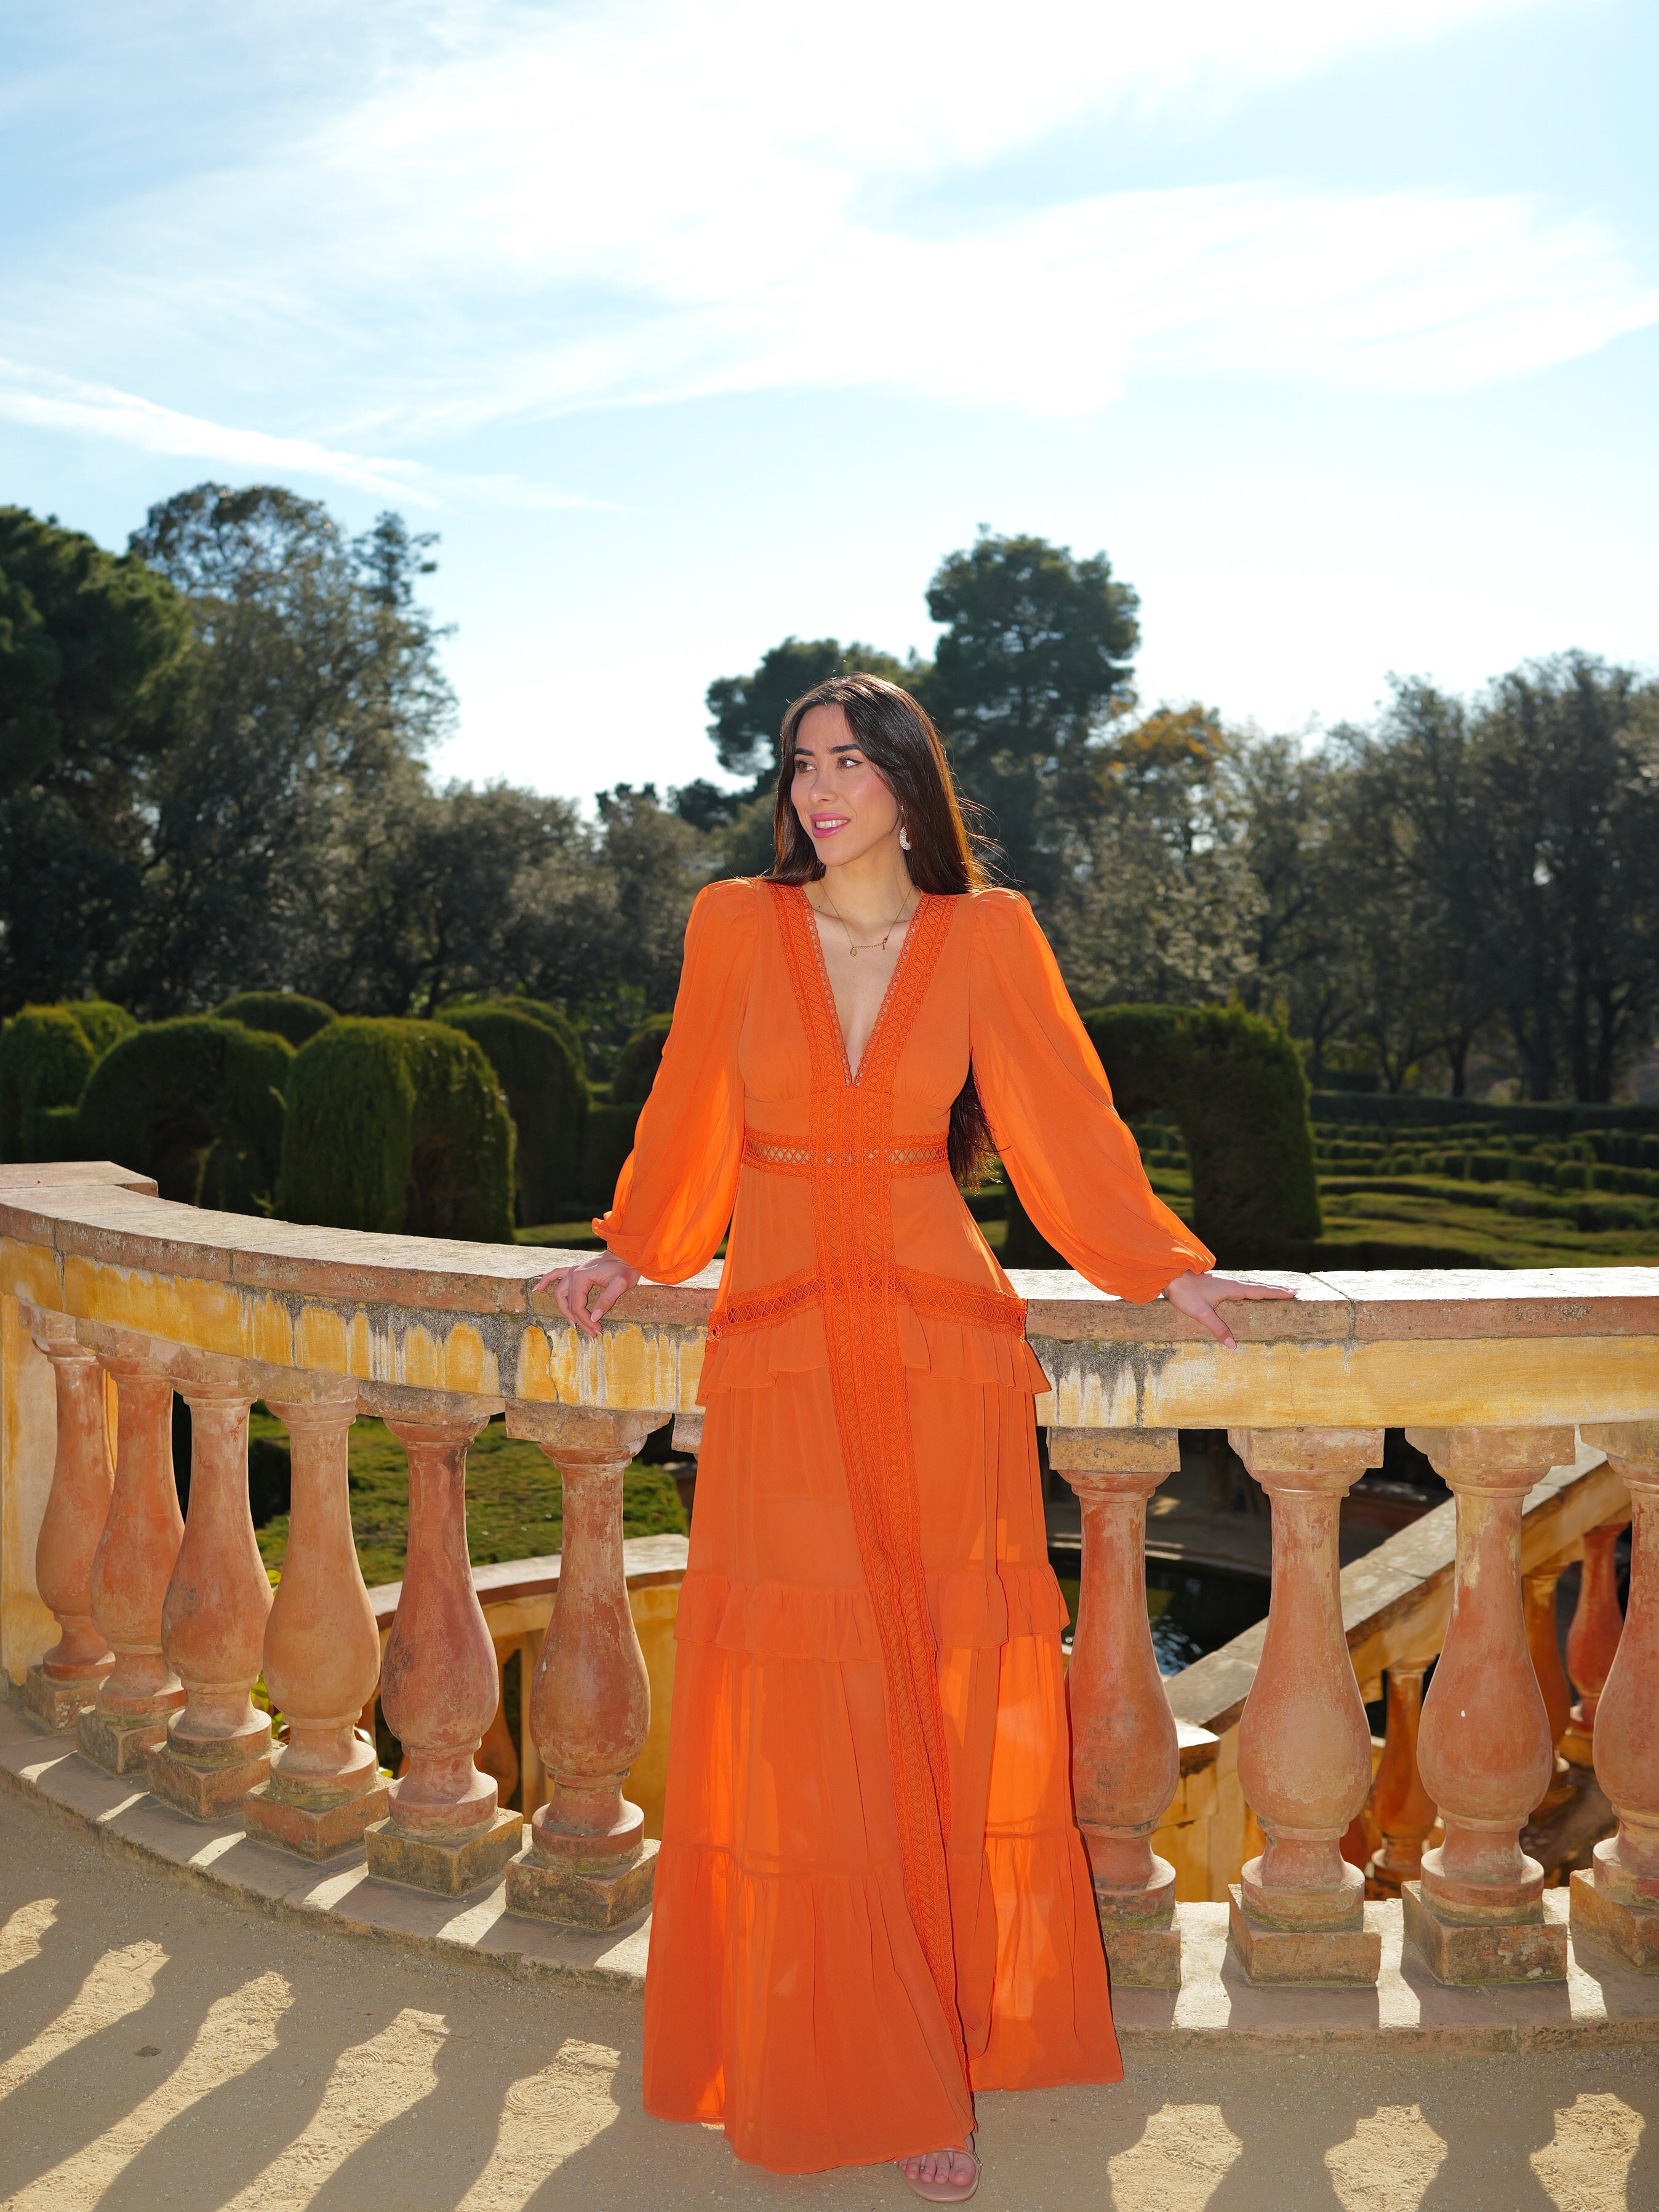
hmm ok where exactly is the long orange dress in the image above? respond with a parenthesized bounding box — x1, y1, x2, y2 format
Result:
(596, 879, 1211, 2175)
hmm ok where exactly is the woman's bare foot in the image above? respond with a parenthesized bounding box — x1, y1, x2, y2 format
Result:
(896, 2139, 980, 2202)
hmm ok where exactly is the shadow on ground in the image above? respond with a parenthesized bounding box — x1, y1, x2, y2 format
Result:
(0, 1779, 1650, 2211)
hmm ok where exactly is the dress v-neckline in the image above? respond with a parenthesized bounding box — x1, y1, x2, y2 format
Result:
(796, 885, 927, 1087)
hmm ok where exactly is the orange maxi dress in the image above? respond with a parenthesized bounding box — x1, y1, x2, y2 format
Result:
(596, 878, 1212, 2174)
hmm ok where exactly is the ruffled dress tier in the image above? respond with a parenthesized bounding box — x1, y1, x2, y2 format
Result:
(596, 878, 1211, 2176)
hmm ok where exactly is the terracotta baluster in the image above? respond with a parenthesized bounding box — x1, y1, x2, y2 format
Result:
(1572, 1424, 1659, 1968)
(1366, 1661, 1439, 1898)
(20, 1310, 114, 1731)
(1050, 1426, 1183, 1987)
(143, 1361, 274, 1818)
(76, 1336, 185, 1775)
(1402, 1426, 1572, 1982)
(1523, 1557, 1575, 1814)
(244, 1383, 388, 1858)
(505, 1402, 666, 1928)
(1227, 1427, 1384, 1984)
(1561, 1519, 1627, 1766)
(362, 1394, 521, 1895)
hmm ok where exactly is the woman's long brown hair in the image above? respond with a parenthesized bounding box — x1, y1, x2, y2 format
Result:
(770, 673, 999, 1188)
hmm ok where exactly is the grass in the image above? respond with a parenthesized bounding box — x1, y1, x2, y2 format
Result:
(250, 1410, 687, 1587)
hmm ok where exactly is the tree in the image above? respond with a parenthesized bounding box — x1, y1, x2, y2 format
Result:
(1047, 707, 1261, 1008)
(1474, 656, 1659, 1100)
(122, 485, 455, 1012)
(0, 507, 196, 1013)
(921, 530, 1140, 894)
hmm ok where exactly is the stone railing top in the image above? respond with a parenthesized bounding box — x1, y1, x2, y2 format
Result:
(4, 1162, 1658, 1426)
(366, 1534, 690, 1629)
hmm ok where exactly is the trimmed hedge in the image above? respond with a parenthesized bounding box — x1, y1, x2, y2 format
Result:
(438, 1002, 588, 1226)
(613, 1013, 672, 1104)
(214, 991, 337, 1048)
(1004, 1002, 1321, 1268)
(74, 1017, 292, 1209)
(1311, 1091, 1659, 1136)
(277, 1017, 514, 1241)
(0, 1000, 136, 1161)
(582, 1101, 642, 1214)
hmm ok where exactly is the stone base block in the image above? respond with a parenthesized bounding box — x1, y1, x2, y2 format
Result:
(24, 1666, 104, 1734)
(1402, 1880, 1569, 1984)
(1570, 1869, 1659, 1971)
(78, 1707, 175, 1776)
(364, 1805, 523, 1897)
(1101, 1923, 1183, 1989)
(244, 1775, 390, 1861)
(144, 1738, 272, 1821)
(506, 1836, 658, 1929)
(1228, 1888, 1381, 1986)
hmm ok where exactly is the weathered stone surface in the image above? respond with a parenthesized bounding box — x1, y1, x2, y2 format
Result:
(1101, 1920, 1183, 1990)
(1228, 1888, 1383, 1986)
(244, 1771, 390, 1859)
(364, 1804, 522, 1895)
(1569, 1867, 1659, 1971)
(506, 1835, 659, 1929)
(77, 1704, 176, 1774)
(23, 1663, 101, 1733)
(144, 1730, 272, 1819)
(1403, 1880, 1569, 1983)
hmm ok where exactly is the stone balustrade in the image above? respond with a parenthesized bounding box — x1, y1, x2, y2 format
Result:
(2, 1160, 1657, 1990)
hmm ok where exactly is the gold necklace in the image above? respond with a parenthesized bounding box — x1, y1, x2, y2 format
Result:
(816, 882, 915, 957)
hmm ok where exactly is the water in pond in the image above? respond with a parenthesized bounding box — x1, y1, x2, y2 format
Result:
(1050, 1554, 1269, 1676)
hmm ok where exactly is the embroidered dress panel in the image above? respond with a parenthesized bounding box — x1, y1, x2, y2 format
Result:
(770, 882, 969, 2083)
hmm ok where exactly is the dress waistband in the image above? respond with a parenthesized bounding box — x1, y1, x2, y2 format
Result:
(742, 1128, 949, 1178)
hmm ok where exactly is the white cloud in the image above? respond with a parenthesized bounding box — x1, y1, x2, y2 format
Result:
(0, 361, 606, 509)
(9, 0, 1651, 468)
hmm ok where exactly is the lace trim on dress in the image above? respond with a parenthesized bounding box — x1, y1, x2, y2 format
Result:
(742, 1130, 949, 1178)
(767, 880, 969, 2086)
(706, 1261, 1025, 1344)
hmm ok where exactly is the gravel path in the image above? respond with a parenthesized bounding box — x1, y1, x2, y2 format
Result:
(0, 1780, 1650, 2211)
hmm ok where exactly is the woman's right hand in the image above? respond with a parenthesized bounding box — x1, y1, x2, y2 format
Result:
(534, 1252, 641, 1341)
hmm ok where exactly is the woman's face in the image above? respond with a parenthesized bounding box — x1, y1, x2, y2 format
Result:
(790, 704, 903, 869)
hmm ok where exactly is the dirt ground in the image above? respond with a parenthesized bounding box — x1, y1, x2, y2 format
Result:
(0, 1781, 1651, 2212)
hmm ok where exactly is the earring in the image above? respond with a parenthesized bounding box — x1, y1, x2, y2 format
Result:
(898, 825, 911, 851)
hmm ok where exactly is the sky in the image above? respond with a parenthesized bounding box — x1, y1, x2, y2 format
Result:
(3, 0, 1656, 805)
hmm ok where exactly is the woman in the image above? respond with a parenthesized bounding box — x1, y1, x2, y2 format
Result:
(541, 676, 1290, 2202)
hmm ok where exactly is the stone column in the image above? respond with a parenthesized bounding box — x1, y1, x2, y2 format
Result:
(1402, 1426, 1573, 1982)
(244, 1379, 388, 1859)
(144, 1359, 274, 1818)
(505, 1402, 666, 1928)
(20, 1310, 114, 1731)
(1366, 1661, 1439, 1898)
(1050, 1426, 1182, 1987)
(1523, 1557, 1576, 1814)
(362, 1391, 521, 1895)
(76, 1335, 185, 1775)
(1561, 1519, 1627, 1766)
(1571, 1424, 1658, 1968)
(1227, 1426, 1385, 1984)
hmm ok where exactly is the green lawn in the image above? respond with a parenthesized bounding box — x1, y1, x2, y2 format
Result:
(250, 1410, 687, 1587)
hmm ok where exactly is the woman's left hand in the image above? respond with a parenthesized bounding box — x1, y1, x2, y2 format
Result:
(1161, 1269, 1297, 1350)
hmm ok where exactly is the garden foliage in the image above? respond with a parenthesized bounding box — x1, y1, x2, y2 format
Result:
(438, 999, 588, 1226)
(0, 1000, 135, 1160)
(214, 991, 337, 1047)
(276, 1016, 514, 1240)
(74, 1016, 292, 1208)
